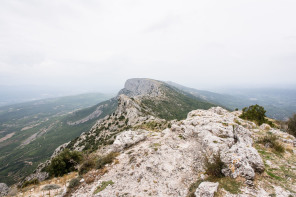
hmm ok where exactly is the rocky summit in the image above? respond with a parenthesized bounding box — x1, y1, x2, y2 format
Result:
(3, 78, 296, 197)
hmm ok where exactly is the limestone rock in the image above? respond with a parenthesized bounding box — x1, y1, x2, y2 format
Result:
(194, 182, 219, 197)
(112, 130, 148, 151)
(177, 107, 264, 180)
(119, 78, 163, 97)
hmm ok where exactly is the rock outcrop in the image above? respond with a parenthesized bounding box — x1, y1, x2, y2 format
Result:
(69, 107, 269, 197)
(194, 182, 219, 197)
(112, 129, 148, 152)
(172, 107, 264, 180)
(118, 78, 163, 97)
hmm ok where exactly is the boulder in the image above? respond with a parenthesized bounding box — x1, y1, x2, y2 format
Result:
(112, 130, 148, 151)
(177, 107, 264, 180)
(194, 182, 219, 197)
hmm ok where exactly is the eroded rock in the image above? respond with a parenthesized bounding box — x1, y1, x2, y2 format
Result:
(112, 129, 148, 151)
(194, 182, 219, 197)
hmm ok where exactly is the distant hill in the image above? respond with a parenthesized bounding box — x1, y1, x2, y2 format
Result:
(0, 93, 116, 185)
(167, 81, 296, 120)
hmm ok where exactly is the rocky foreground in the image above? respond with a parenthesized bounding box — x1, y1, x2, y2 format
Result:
(6, 105, 296, 197)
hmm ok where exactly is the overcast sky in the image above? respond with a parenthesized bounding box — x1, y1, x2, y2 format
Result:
(0, 0, 296, 94)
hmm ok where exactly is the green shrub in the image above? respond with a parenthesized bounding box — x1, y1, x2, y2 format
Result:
(68, 178, 80, 188)
(205, 154, 225, 178)
(258, 134, 285, 153)
(96, 152, 119, 169)
(118, 115, 125, 121)
(45, 149, 83, 177)
(94, 180, 114, 194)
(239, 104, 272, 126)
(287, 114, 296, 137)
(125, 118, 129, 125)
(79, 157, 96, 175)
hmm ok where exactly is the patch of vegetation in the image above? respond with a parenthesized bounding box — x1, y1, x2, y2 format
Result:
(135, 121, 167, 132)
(96, 152, 119, 169)
(204, 154, 225, 178)
(79, 156, 96, 175)
(21, 178, 39, 188)
(42, 184, 61, 191)
(178, 134, 185, 140)
(141, 84, 215, 120)
(118, 115, 125, 121)
(266, 170, 283, 181)
(212, 176, 241, 194)
(150, 143, 161, 151)
(45, 149, 83, 177)
(187, 176, 242, 197)
(68, 178, 81, 188)
(187, 153, 241, 196)
(94, 180, 114, 194)
(239, 104, 273, 126)
(258, 134, 285, 153)
(222, 122, 229, 126)
(234, 119, 241, 125)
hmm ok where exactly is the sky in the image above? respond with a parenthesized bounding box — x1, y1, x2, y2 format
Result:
(0, 0, 296, 95)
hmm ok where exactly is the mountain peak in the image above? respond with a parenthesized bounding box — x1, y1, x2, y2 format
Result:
(120, 78, 163, 97)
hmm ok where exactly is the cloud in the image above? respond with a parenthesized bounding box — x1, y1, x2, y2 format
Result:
(0, 0, 295, 93)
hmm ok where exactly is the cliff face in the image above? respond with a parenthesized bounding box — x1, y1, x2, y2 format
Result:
(119, 78, 163, 97)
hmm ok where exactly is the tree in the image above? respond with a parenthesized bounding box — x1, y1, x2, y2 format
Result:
(239, 104, 269, 125)
(288, 114, 296, 137)
(45, 149, 82, 177)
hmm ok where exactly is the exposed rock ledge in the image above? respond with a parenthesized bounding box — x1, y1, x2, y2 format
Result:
(72, 107, 270, 197)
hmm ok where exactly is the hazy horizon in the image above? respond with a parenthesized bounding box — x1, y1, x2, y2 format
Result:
(1, 0, 296, 96)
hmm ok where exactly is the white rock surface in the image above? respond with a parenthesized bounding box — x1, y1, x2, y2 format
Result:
(175, 107, 264, 180)
(120, 78, 163, 97)
(71, 107, 268, 197)
(112, 129, 148, 151)
(194, 182, 219, 197)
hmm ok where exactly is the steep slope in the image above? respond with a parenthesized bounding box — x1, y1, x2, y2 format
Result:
(0, 94, 116, 185)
